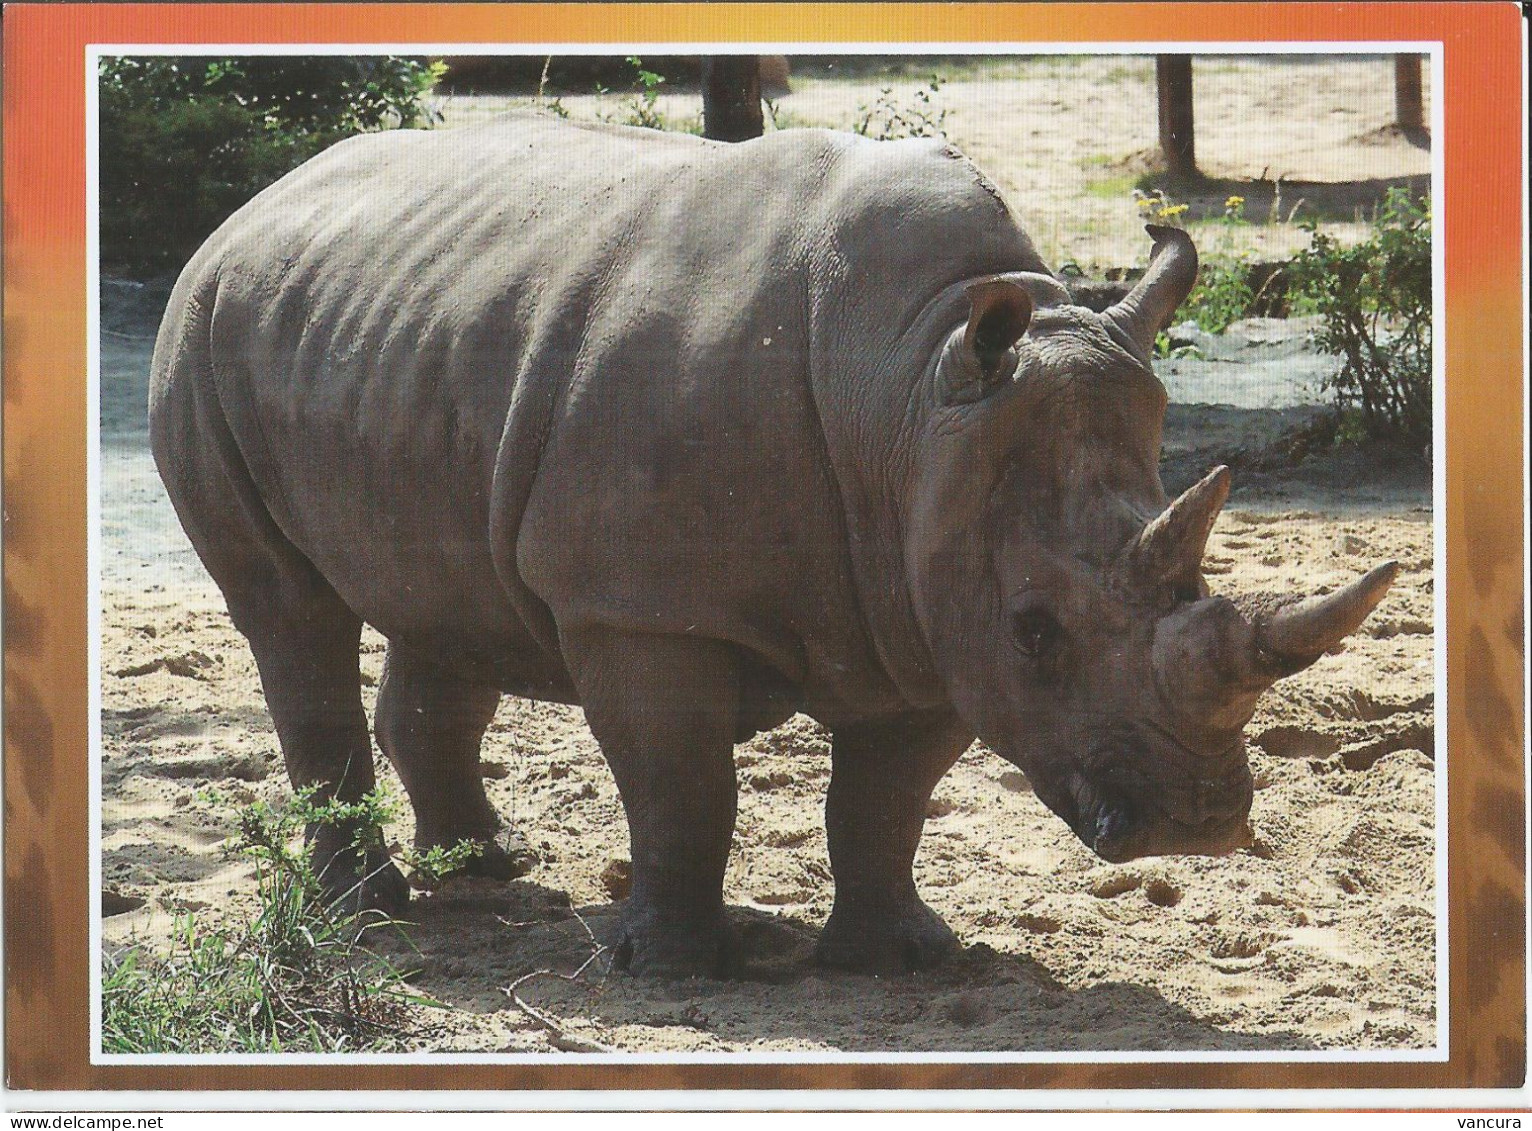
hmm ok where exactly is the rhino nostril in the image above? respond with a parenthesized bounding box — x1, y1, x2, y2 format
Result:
(1092, 798, 1134, 849)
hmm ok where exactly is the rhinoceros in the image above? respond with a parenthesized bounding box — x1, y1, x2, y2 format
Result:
(151, 113, 1397, 977)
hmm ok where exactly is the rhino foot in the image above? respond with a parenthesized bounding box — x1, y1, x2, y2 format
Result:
(464, 828, 538, 881)
(412, 826, 538, 885)
(814, 896, 958, 974)
(314, 847, 411, 919)
(609, 905, 741, 979)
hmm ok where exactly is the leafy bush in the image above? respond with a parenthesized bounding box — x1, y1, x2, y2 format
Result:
(596, 56, 707, 135)
(99, 56, 443, 276)
(1288, 188, 1433, 452)
(852, 76, 948, 140)
(101, 786, 476, 1053)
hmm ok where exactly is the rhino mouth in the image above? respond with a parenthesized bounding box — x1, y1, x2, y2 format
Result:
(1081, 791, 1254, 863)
(1059, 743, 1254, 863)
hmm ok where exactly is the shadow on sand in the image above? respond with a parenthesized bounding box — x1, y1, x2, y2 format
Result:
(377, 879, 1322, 1054)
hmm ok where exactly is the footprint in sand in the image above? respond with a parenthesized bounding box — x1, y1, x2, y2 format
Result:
(1255, 725, 1341, 760)
(1090, 872, 1142, 899)
(1143, 878, 1183, 907)
(1014, 912, 1062, 934)
(1088, 872, 1183, 906)
(101, 890, 146, 917)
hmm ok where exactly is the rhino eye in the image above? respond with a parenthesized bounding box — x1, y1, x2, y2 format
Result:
(1011, 607, 1063, 659)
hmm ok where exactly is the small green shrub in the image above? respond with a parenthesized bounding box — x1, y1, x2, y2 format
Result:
(99, 56, 443, 276)
(1184, 258, 1256, 335)
(597, 57, 704, 135)
(852, 76, 948, 140)
(101, 787, 459, 1054)
(621, 55, 667, 129)
(1288, 188, 1433, 451)
(400, 838, 486, 889)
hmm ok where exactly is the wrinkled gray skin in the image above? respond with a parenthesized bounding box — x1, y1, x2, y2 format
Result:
(151, 114, 1397, 977)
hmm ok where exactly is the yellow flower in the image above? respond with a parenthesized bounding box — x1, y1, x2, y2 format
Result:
(1225, 195, 1245, 209)
(1157, 203, 1189, 219)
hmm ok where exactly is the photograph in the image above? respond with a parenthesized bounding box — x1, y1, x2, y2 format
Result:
(2, 0, 1524, 1102)
(94, 48, 1439, 1057)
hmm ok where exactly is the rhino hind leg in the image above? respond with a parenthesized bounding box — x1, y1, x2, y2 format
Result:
(214, 567, 409, 915)
(815, 710, 973, 974)
(241, 596, 411, 916)
(561, 627, 743, 978)
(374, 644, 534, 882)
(151, 362, 408, 916)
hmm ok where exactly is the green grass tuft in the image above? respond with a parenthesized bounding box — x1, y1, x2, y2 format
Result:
(102, 787, 461, 1054)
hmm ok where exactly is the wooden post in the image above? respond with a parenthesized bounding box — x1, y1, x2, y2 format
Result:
(701, 56, 764, 142)
(1156, 55, 1196, 177)
(1394, 53, 1424, 132)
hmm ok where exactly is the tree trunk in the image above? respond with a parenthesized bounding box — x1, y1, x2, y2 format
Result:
(1394, 54, 1424, 132)
(1156, 55, 1196, 177)
(701, 56, 764, 142)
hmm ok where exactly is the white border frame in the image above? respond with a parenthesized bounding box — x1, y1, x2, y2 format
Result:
(86, 39, 1450, 1069)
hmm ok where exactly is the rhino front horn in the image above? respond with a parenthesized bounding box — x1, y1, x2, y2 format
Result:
(1108, 225, 1199, 355)
(1254, 561, 1401, 668)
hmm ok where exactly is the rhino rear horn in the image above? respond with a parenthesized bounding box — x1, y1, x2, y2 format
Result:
(1254, 561, 1401, 667)
(964, 278, 1033, 385)
(1108, 225, 1199, 355)
(1131, 465, 1231, 589)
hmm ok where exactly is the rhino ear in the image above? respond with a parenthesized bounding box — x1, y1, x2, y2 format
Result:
(963, 278, 1033, 386)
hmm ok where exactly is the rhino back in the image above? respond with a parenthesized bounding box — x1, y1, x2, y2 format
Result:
(170, 116, 1042, 720)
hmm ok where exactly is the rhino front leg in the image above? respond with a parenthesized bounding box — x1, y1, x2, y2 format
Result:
(816, 710, 973, 974)
(561, 627, 742, 978)
(374, 644, 534, 882)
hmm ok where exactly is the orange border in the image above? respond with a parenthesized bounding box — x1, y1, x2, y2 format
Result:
(5, 2, 1526, 1093)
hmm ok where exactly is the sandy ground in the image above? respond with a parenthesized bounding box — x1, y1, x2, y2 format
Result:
(98, 56, 1436, 1055)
